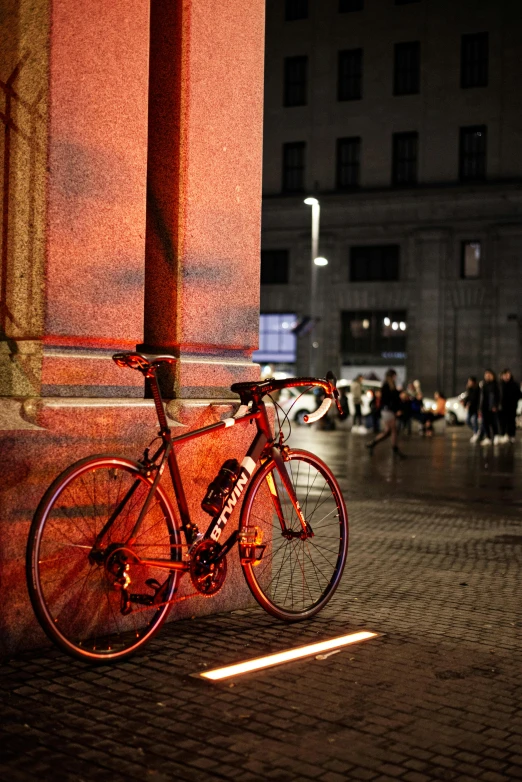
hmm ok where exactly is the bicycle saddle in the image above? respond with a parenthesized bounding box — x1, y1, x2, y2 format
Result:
(112, 352, 177, 372)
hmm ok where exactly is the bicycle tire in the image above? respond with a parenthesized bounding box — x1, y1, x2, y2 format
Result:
(239, 449, 348, 620)
(27, 455, 181, 662)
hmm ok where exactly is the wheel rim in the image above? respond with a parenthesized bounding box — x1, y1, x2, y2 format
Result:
(31, 460, 179, 659)
(242, 451, 348, 618)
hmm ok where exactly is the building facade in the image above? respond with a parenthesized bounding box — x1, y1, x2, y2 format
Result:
(260, 0, 522, 394)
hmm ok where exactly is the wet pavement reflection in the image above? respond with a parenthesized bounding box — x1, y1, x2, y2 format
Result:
(289, 424, 522, 509)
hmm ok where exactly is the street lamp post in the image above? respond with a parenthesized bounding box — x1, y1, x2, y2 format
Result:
(304, 197, 327, 377)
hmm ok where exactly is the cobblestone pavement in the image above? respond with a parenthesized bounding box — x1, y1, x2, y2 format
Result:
(1, 428, 522, 782)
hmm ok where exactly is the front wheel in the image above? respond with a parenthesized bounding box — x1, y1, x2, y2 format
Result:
(239, 449, 348, 620)
(26, 455, 181, 662)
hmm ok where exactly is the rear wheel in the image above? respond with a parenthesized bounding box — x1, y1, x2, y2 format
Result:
(240, 449, 348, 620)
(27, 456, 181, 662)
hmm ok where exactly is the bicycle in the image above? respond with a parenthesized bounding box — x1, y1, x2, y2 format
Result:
(26, 352, 349, 662)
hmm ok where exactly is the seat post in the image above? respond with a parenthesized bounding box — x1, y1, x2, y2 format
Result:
(147, 367, 169, 432)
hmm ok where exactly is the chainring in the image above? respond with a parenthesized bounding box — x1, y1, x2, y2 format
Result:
(189, 539, 227, 596)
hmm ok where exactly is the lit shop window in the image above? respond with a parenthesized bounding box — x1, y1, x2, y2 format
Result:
(253, 314, 297, 364)
(341, 311, 407, 358)
(461, 241, 481, 278)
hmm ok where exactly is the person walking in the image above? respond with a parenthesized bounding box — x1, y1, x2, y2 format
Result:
(351, 374, 365, 434)
(338, 386, 350, 428)
(366, 369, 406, 458)
(464, 376, 481, 443)
(398, 390, 412, 435)
(479, 369, 500, 446)
(499, 368, 520, 443)
(369, 388, 381, 434)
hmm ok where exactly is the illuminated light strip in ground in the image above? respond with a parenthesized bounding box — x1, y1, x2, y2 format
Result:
(197, 631, 380, 681)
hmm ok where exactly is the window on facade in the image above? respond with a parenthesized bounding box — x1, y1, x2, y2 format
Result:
(261, 250, 289, 285)
(253, 313, 297, 364)
(285, 0, 308, 21)
(341, 311, 407, 358)
(339, 0, 364, 11)
(459, 126, 487, 182)
(284, 56, 308, 107)
(392, 132, 418, 186)
(461, 242, 481, 278)
(336, 137, 361, 189)
(338, 49, 363, 101)
(282, 142, 306, 192)
(394, 42, 420, 95)
(349, 245, 400, 282)
(461, 33, 488, 88)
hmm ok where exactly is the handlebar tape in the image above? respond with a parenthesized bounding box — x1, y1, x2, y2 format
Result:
(304, 398, 333, 424)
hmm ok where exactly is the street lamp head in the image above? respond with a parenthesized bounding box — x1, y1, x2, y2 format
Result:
(314, 256, 328, 266)
(304, 197, 319, 206)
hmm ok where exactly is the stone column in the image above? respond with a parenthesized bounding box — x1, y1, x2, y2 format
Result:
(1, 0, 150, 399)
(144, 0, 264, 402)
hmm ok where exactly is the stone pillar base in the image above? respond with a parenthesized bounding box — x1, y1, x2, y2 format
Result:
(0, 396, 257, 658)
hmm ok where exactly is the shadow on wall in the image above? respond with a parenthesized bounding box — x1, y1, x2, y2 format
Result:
(1, 1, 48, 395)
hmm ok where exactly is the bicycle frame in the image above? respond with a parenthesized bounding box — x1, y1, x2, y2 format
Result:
(94, 368, 308, 573)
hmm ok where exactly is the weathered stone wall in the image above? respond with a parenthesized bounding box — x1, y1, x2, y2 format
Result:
(0, 0, 266, 658)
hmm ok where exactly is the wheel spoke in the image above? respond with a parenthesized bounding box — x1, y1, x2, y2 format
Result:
(29, 459, 179, 661)
(242, 450, 348, 619)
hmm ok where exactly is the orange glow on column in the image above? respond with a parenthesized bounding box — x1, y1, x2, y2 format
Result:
(198, 631, 380, 681)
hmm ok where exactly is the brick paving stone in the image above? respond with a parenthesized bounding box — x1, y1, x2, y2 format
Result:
(1, 430, 522, 781)
(319, 772, 348, 782)
(403, 773, 432, 782)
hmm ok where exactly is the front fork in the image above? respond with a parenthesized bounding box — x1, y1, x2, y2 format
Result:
(267, 446, 314, 539)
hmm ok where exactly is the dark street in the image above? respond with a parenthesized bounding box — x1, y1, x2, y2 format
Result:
(2, 427, 521, 782)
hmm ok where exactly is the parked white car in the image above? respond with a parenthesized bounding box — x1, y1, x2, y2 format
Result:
(445, 391, 522, 426)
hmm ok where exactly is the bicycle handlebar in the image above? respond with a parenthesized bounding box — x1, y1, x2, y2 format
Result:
(252, 370, 347, 423)
(304, 398, 333, 424)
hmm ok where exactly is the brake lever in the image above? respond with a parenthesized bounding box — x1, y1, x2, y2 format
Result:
(326, 370, 348, 420)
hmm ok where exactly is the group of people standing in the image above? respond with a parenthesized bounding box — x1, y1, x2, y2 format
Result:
(337, 366, 520, 456)
(463, 369, 520, 445)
